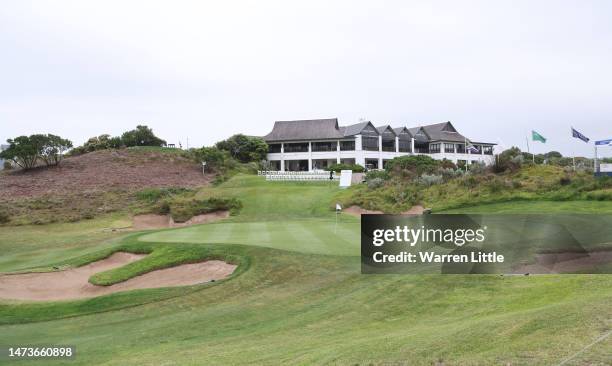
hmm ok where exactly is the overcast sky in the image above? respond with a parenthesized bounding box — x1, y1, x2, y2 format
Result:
(1, 0, 611, 157)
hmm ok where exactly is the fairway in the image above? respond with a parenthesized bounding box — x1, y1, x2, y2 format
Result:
(1, 175, 611, 365)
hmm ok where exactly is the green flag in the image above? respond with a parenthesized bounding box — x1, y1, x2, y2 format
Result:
(532, 130, 546, 143)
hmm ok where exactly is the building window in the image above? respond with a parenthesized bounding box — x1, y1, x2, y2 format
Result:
(455, 144, 465, 154)
(398, 135, 411, 152)
(284, 142, 309, 153)
(472, 145, 482, 154)
(362, 136, 379, 151)
(312, 141, 335, 152)
(268, 144, 281, 153)
(267, 160, 281, 170)
(365, 158, 379, 169)
(285, 160, 309, 171)
(429, 143, 440, 153)
(340, 158, 355, 165)
(312, 159, 336, 169)
(340, 140, 355, 151)
(381, 130, 395, 152)
(444, 143, 455, 153)
(483, 146, 493, 155)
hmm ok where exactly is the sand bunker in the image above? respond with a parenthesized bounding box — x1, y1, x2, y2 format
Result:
(133, 210, 229, 230)
(343, 205, 425, 217)
(512, 250, 612, 274)
(0, 252, 236, 301)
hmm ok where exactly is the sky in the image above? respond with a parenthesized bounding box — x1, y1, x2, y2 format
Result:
(1, 0, 611, 157)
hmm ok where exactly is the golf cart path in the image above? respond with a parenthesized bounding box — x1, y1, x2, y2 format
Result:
(0, 252, 236, 301)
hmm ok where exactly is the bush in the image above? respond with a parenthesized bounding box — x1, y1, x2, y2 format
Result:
(365, 170, 390, 181)
(367, 178, 385, 189)
(170, 197, 242, 222)
(325, 163, 365, 173)
(136, 187, 192, 203)
(3, 161, 12, 170)
(385, 155, 440, 178)
(121, 125, 166, 147)
(215, 134, 268, 163)
(493, 147, 523, 173)
(438, 168, 463, 181)
(0, 210, 10, 224)
(417, 174, 443, 186)
(191, 147, 234, 173)
(469, 162, 486, 174)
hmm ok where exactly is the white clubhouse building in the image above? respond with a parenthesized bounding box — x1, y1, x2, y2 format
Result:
(263, 119, 495, 171)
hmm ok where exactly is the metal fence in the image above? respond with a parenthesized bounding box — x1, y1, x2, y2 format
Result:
(257, 170, 339, 181)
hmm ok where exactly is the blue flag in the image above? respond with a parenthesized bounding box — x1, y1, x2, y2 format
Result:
(595, 139, 612, 146)
(571, 127, 590, 143)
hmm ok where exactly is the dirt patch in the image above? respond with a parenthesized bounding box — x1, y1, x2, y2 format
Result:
(132, 211, 229, 230)
(0, 252, 236, 301)
(512, 250, 612, 274)
(0, 149, 211, 201)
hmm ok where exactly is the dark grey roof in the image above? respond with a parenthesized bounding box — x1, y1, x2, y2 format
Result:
(414, 122, 469, 143)
(342, 121, 376, 137)
(376, 125, 397, 136)
(393, 127, 412, 137)
(263, 119, 343, 141)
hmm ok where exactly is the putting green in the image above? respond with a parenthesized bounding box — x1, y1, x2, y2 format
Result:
(139, 219, 360, 256)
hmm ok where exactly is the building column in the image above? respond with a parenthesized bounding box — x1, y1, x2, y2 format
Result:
(308, 142, 312, 171)
(411, 138, 415, 154)
(378, 135, 383, 170)
(395, 136, 399, 153)
(336, 140, 340, 164)
(280, 143, 285, 171)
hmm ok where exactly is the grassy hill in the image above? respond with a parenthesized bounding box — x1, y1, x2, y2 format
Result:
(0, 174, 611, 365)
(337, 164, 612, 213)
(0, 147, 212, 225)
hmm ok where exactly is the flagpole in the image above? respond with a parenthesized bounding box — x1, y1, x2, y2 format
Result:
(594, 144, 598, 173)
(526, 134, 533, 163)
(571, 127, 576, 171)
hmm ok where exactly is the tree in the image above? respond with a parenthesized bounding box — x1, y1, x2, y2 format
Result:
(215, 134, 268, 163)
(192, 147, 233, 172)
(121, 125, 166, 147)
(1, 134, 73, 169)
(544, 151, 563, 159)
(40, 134, 73, 166)
(0, 135, 44, 170)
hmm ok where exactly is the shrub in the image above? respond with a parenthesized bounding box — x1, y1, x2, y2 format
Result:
(191, 147, 234, 173)
(215, 134, 268, 163)
(325, 163, 365, 173)
(417, 174, 443, 186)
(385, 155, 440, 178)
(493, 147, 523, 173)
(3, 161, 12, 170)
(170, 197, 242, 222)
(438, 168, 463, 181)
(136, 187, 192, 203)
(0, 210, 10, 224)
(559, 176, 572, 186)
(121, 125, 166, 147)
(469, 162, 486, 174)
(365, 170, 390, 181)
(367, 178, 385, 189)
